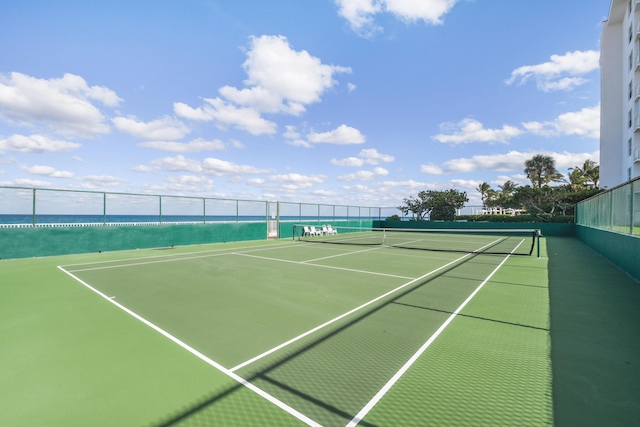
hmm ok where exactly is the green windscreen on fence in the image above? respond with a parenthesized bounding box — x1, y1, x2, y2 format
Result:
(576, 177, 640, 236)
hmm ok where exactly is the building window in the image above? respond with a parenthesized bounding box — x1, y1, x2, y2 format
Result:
(630, 24, 634, 43)
(630, 109, 633, 128)
(631, 52, 634, 71)
(630, 81, 634, 99)
(629, 167, 632, 181)
(630, 0, 633, 15)
(630, 138, 633, 156)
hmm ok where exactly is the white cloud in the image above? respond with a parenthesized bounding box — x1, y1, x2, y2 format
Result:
(21, 164, 74, 178)
(347, 83, 357, 92)
(420, 163, 444, 175)
(0, 134, 81, 153)
(149, 155, 203, 173)
(283, 125, 301, 139)
(384, 0, 458, 24)
(112, 115, 190, 140)
(84, 175, 126, 184)
(0, 72, 119, 137)
(175, 35, 350, 136)
(138, 138, 225, 153)
(335, 0, 458, 36)
(0, 178, 52, 187)
(358, 148, 394, 164)
(332, 157, 364, 167)
(141, 175, 215, 194)
(175, 97, 277, 135)
(202, 157, 270, 176)
(141, 155, 272, 177)
(332, 148, 394, 167)
(506, 50, 600, 92)
(334, 0, 382, 36)
(268, 173, 326, 190)
(434, 105, 600, 145)
(433, 119, 524, 144)
(286, 139, 313, 148)
(338, 167, 388, 181)
(523, 105, 600, 139)
(423, 150, 600, 175)
(308, 124, 366, 144)
(269, 173, 326, 184)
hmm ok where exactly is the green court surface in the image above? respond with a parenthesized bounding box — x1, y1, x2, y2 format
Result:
(2, 236, 639, 426)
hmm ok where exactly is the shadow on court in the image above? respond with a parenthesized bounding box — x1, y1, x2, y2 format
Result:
(547, 237, 640, 427)
(151, 252, 517, 427)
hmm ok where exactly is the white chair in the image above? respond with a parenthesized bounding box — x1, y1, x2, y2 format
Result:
(327, 225, 338, 235)
(302, 226, 311, 236)
(310, 226, 320, 236)
(321, 225, 329, 235)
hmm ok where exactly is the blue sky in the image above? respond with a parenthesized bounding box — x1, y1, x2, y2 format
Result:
(0, 0, 604, 208)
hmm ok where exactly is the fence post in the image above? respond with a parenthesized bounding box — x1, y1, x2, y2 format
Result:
(630, 184, 634, 235)
(32, 188, 36, 226)
(103, 192, 107, 225)
(159, 195, 162, 224)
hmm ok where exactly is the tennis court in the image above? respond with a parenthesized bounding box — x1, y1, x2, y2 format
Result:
(2, 228, 639, 426)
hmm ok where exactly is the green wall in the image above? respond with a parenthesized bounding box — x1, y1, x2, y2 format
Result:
(575, 225, 640, 283)
(0, 222, 267, 259)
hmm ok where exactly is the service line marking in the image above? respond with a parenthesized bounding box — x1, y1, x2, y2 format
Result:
(229, 249, 484, 373)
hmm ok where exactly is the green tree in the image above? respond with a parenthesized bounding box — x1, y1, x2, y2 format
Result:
(569, 159, 599, 189)
(476, 181, 491, 207)
(398, 189, 469, 221)
(498, 180, 519, 196)
(567, 168, 587, 191)
(524, 154, 562, 188)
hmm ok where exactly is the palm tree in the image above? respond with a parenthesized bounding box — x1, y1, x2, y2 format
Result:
(476, 182, 491, 207)
(498, 180, 518, 196)
(524, 154, 561, 188)
(569, 159, 600, 189)
(567, 168, 587, 191)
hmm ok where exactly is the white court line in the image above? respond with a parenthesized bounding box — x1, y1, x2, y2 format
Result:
(301, 246, 382, 263)
(65, 242, 304, 273)
(345, 239, 525, 427)
(231, 252, 415, 280)
(57, 265, 323, 427)
(60, 239, 299, 269)
(229, 250, 478, 373)
(230, 237, 505, 373)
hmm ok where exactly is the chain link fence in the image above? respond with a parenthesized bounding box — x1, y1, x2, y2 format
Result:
(0, 186, 384, 227)
(576, 177, 640, 236)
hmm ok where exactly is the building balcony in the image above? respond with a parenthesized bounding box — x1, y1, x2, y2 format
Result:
(635, 147, 640, 162)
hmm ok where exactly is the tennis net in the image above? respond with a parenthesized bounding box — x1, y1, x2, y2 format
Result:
(293, 224, 541, 256)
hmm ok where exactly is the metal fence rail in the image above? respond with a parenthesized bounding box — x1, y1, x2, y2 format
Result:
(0, 186, 385, 227)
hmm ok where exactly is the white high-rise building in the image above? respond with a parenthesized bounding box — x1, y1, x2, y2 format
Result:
(601, 0, 640, 188)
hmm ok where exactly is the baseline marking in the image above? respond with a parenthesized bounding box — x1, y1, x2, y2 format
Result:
(57, 265, 323, 427)
(345, 239, 525, 427)
(65, 242, 304, 273)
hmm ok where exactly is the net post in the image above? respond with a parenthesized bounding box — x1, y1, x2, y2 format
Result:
(536, 229, 541, 258)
